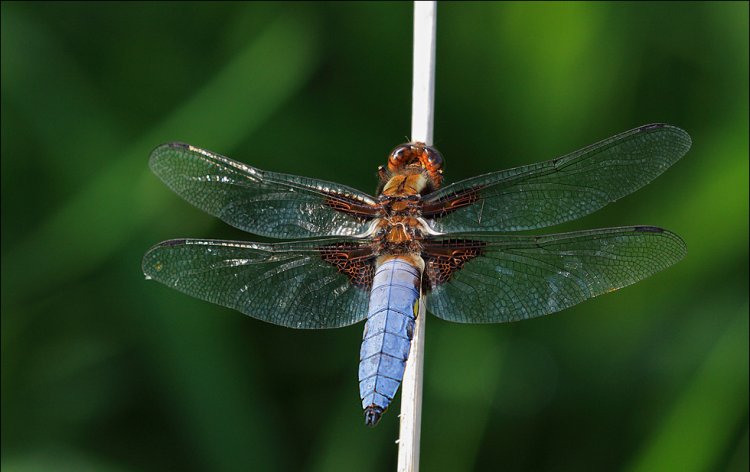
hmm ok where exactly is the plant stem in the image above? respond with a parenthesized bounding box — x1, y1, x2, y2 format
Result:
(398, 2, 436, 471)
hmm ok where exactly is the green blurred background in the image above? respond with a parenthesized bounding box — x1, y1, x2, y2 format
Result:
(2, 2, 747, 471)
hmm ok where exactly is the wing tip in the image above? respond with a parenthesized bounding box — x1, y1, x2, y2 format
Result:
(633, 225, 664, 233)
(141, 252, 158, 280)
(639, 123, 692, 153)
(640, 123, 669, 131)
(159, 238, 189, 247)
(148, 142, 196, 169)
(141, 238, 189, 276)
(149, 141, 190, 155)
(633, 225, 688, 260)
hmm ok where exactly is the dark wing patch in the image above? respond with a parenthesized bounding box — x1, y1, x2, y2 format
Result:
(422, 239, 487, 286)
(421, 188, 481, 219)
(324, 195, 382, 218)
(319, 242, 377, 289)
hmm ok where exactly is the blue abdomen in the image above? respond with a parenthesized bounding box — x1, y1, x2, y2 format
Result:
(359, 258, 421, 426)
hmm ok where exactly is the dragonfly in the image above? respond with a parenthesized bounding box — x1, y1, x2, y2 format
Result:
(142, 123, 690, 427)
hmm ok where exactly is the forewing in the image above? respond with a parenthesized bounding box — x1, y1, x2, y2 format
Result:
(423, 124, 691, 233)
(142, 238, 376, 328)
(150, 143, 380, 239)
(423, 226, 686, 323)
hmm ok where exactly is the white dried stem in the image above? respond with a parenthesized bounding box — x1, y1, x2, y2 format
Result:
(398, 2, 436, 472)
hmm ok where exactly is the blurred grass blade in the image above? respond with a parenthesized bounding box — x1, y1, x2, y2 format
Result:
(143, 295, 282, 471)
(0, 7, 123, 183)
(2, 13, 320, 305)
(627, 310, 749, 472)
(422, 327, 505, 471)
(306, 386, 392, 472)
(1, 447, 127, 472)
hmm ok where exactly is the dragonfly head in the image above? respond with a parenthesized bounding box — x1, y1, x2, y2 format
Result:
(386, 142, 444, 189)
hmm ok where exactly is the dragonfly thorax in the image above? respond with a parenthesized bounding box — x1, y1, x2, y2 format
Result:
(381, 174, 429, 197)
(375, 215, 425, 246)
(371, 189, 431, 255)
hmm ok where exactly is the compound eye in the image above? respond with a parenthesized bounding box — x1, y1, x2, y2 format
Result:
(388, 145, 412, 169)
(424, 148, 443, 171)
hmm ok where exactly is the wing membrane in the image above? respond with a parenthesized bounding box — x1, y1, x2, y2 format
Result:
(424, 226, 686, 323)
(423, 124, 691, 233)
(142, 238, 376, 328)
(150, 143, 379, 239)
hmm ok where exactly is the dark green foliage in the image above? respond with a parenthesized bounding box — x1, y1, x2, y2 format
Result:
(2, 2, 747, 471)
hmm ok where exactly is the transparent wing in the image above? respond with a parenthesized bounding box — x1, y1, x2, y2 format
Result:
(423, 226, 686, 323)
(142, 238, 376, 328)
(423, 124, 691, 233)
(150, 143, 380, 239)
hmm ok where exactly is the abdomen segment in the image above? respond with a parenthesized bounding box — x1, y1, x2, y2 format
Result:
(358, 258, 422, 426)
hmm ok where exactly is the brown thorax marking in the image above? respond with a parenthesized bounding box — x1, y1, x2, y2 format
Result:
(376, 216, 423, 245)
(381, 174, 428, 197)
(375, 173, 429, 254)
